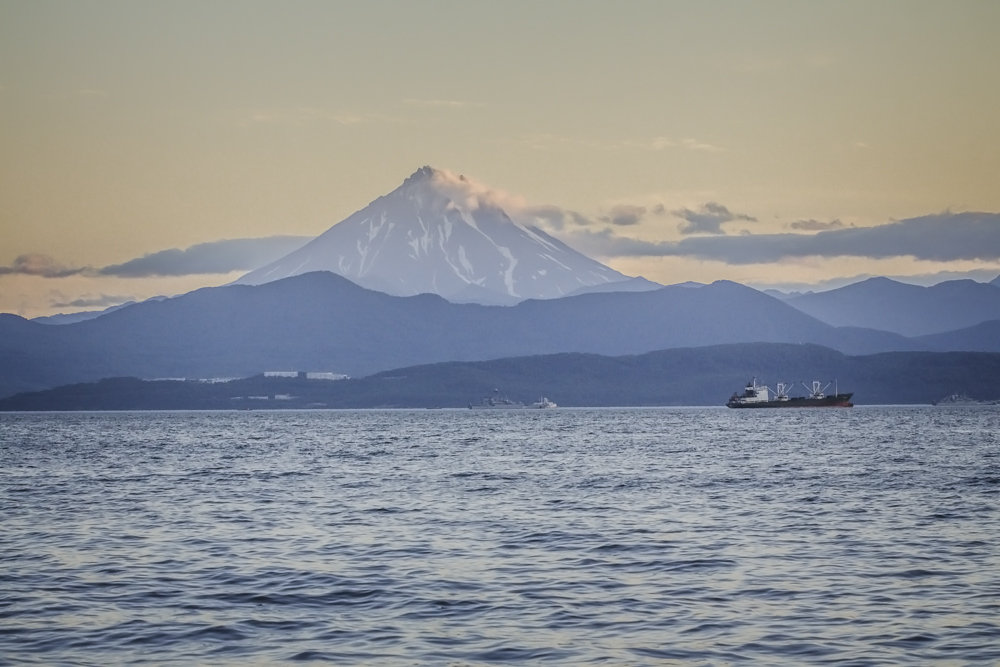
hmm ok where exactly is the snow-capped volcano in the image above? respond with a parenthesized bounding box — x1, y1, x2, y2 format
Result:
(235, 166, 629, 303)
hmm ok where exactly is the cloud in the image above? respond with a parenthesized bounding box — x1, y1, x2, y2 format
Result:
(420, 167, 520, 213)
(600, 204, 647, 226)
(0, 254, 86, 278)
(408, 167, 595, 233)
(673, 202, 757, 235)
(403, 98, 482, 108)
(562, 212, 1000, 264)
(421, 168, 595, 234)
(99, 236, 311, 277)
(789, 219, 845, 231)
(516, 204, 591, 230)
(515, 134, 725, 153)
(520, 199, 672, 231)
(50, 294, 134, 309)
(637, 137, 725, 152)
(2, 237, 312, 281)
(678, 138, 725, 153)
(242, 107, 390, 126)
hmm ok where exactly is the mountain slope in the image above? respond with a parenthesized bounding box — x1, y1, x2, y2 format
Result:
(0, 273, 923, 398)
(236, 166, 627, 303)
(31, 298, 165, 325)
(916, 319, 1000, 352)
(564, 276, 665, 297)
(785, 277, 1000, 336)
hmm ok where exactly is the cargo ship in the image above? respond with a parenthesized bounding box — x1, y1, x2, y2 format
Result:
(726, 378, 853, 408)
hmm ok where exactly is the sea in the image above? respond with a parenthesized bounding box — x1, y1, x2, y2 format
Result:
(2, 406, 998, 665)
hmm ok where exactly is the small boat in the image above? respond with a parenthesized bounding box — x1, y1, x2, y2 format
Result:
(530, 397, 557, 409)
(469, 389, 525, 409)
(933, 393, 990, 406)
(726, 377, 853, 408)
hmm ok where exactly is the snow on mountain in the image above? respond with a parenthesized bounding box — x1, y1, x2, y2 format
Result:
(235, 166, 628, 303)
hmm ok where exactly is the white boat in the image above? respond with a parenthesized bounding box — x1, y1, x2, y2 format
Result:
(530, 397, 557, 409)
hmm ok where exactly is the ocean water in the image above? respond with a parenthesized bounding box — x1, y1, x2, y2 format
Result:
(1, 406, 998, 665)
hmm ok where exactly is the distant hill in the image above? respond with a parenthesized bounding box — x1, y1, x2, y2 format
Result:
(31, 303, 134, 325)
(785, 277, 1000, 336)
(3, 343, 999, 410)
(916, 319, 1000, 352)
(30, 298, 166, 325)
(564, 276, 665, 297)
(0, 272, 924, 398)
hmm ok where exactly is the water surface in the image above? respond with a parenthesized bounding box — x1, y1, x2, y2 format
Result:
(2, 407, 998, 664)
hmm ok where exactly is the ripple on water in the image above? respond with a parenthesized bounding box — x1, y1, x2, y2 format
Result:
(1, 407, 999, 664)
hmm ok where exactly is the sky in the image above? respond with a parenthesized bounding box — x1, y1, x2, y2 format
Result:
(2, 0, 999, 317)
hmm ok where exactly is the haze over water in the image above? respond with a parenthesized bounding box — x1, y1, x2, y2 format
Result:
(2, 407, 998, 664)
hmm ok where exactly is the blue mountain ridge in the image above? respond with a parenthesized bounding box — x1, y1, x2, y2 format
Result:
(4, 271, 994, 399)
(785, 276, 1000, 336)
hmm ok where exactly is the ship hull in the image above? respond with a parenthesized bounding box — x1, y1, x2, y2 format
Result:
(727, 393, 854, 408)
(469, 404, 525, 410)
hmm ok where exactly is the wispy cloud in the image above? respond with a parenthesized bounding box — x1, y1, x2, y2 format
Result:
(2, 237, 314, 281)
(674, 202, 757, 235)
(677, 138, 725, 153)
(627, 136, 725, 152)
(789, 218, 845, 231)
(429, 176, 993, 267)
(516, 133, 725, 153)
(0, 254, 87, 278)
(50, 294, 134, 309)
(76, 88, 108, 97)
(514, 133, 608, 151)
(599, 204, 649, 227)
(517, 204, 592, 230)
(241, 107, 392, 127)
(558, 212, 1000, 263)
(403, 98, 483, 109)
(99, 236, 311, 277)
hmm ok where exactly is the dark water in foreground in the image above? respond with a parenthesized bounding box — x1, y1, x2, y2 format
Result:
(2, 407, 999, 665)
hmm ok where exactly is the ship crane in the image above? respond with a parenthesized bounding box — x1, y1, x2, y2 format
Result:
(774, 381, 793, 400)
(802, 380, 832, 399)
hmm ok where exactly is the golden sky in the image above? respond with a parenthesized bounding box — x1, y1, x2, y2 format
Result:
(2, 1, 999, 317)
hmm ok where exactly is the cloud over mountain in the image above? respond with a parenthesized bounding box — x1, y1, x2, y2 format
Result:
(6, 175, 996, 298)
(98, 236, 310, 277)
(3, 237, 312, 283)
(92, 209, 999, 274)
(560, 212, 1000, 263)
